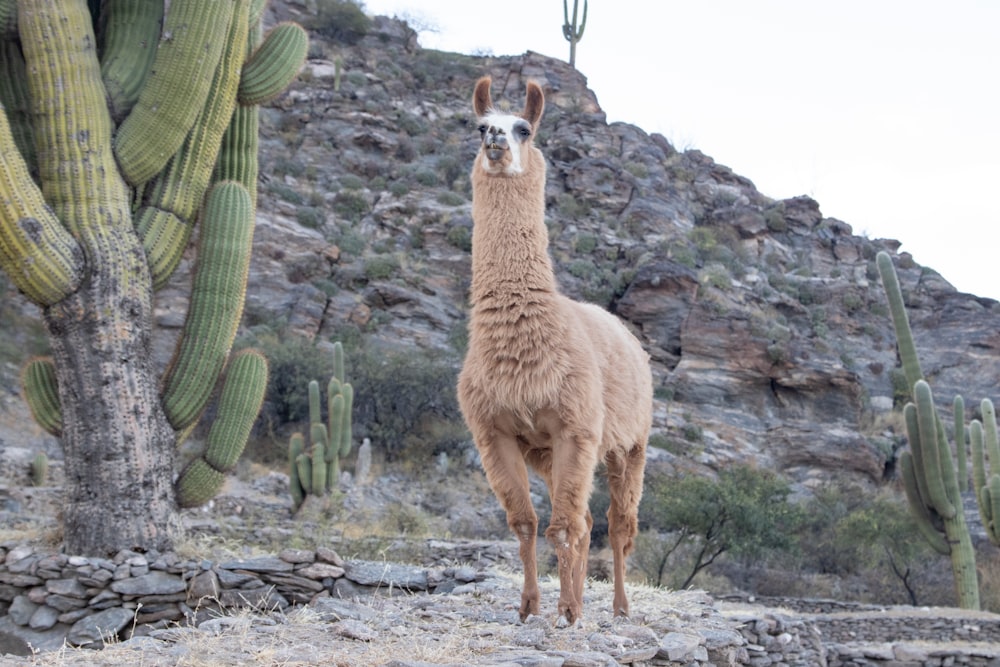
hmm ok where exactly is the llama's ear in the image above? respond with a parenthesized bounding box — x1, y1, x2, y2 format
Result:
(522, 81, 545, 129)
(473, 77, 493, 117)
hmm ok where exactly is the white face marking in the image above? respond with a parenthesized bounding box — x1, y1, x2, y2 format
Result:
(478, 111, 532, 175)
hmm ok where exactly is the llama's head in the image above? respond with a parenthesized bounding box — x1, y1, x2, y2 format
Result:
(472, 76, 545, 176)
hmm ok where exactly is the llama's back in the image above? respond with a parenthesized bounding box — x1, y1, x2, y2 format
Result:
(560, 296, 653, 453)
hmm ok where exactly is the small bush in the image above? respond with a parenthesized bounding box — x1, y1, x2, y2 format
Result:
(364, 254, 400, 281)
(333, 191, 369, 222)
(351, 348, 465, 464)
(296, 206, 325, 229)
(437, 191, 465, 207)
(307, 0, 371, 45)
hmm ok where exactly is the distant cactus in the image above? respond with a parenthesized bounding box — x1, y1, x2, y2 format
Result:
(877, 251, 980, 610)
(562, 0, 588, 68)
(288, 342, 354, 510)
(30, 452, 48, 487)
(970, 398, 1000, 546)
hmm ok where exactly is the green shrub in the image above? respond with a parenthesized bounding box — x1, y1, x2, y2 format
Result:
(364, 254, 400, 281)
(351, 348, 465, 463)
(296, 206, 325, 229)
(333, 191, 369, 222)
(638, 466, 801, 589)
(437, 191, 465, 207)
(339, 174, 366, 190)
(574, 233, 599, 255)
(446, 225, 472, 252)
(307, 0, 371, 44)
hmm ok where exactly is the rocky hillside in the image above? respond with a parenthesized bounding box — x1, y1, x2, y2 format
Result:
(5, 5, 1000, 499)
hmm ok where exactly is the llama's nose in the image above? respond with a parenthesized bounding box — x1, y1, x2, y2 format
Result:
(485, 129, 508, 150)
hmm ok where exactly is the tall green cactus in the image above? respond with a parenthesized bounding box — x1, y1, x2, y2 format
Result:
(877, 251, 980, 609)
(562, 0, 587, 68)
(0, 0, 306, 555)
(288, 342, 354, 510)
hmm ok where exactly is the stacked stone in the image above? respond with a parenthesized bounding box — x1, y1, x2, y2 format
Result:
(826, 643, 1000, 666)
(0, 543, 478, 654)
(730, 612, 825, 666)
(812, 613, 1000, 644)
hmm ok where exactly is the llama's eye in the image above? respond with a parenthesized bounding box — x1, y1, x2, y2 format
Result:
(518, 127, 531, 138)
(478, 125, 487, 136)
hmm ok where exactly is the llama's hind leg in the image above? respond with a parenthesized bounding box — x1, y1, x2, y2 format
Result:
(479, 434, 540, 620)
(605, 442, 646, 617)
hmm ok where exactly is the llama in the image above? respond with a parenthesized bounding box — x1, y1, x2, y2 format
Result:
(457, 76, 652, 624)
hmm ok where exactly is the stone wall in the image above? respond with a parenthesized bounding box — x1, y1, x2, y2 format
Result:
(1, 542, 999, 665)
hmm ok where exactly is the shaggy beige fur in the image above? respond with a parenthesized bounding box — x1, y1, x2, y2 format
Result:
(458, 76, 652, 624)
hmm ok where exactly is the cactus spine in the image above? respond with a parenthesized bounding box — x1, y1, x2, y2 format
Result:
(288, 342, 354, 510)
(562, 0, 587, 68)
(877, 251, 980, 609)
(0, 0, 306, 554)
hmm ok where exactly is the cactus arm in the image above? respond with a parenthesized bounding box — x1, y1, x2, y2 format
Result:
(30, 452, 48, 486)
(912, 381, 956, 519)
(161, 180, 254, 430)
(984, 477, 1000, 544)
(876, 251, 924, 390)
(899, 451, 950, 555)
(0, 111, 85, 306)
(328, 388, 344, 457)
(310, 429, 328, 494)
(98, 0, 163, 123)
(237, 22, 308, 106)
(296, 452, 312, 496)
(982, 399, 1000, 466)
(135, 0, 249, 289)
(173, 459, 224, 509)
(0, 40, 35, 170)
(333, 341, 345, 383)
(954, 395, 968, 493)
(20, 357, 62, 437)
(0, 0, 15, 36)
(201, 349, 268, 472)
(339, 383, 353, 458)
(113, 0, 234, 185)
(175, 349, 268, 508)
(972, 420, 987, 501)
(308, 379, 322, 425)
(289, 433, 306, 508)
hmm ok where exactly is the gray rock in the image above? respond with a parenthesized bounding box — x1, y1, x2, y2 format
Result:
(7, 595, 38, 626)
(67, 607, 136, 646)
(27, 605, 60, 631)
(218, 557, 294, 574)
(110, 571, 186, 597)
(344, 560, 428, 590)
(310, 596, 378, 622)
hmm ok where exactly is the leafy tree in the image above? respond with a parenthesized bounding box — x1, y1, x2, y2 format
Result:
(0, 0, 305, 555)
(638, 465, 801, 588)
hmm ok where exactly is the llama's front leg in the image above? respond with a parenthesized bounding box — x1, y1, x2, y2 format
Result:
(546, 434, 598, 624)
(478, 433, 540, 620)
(605, 443, 646, 617)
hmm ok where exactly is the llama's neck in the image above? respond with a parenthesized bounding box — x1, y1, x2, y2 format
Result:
(469, 159, 557, 305)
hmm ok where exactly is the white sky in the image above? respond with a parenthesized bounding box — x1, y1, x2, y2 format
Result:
(364, 0, 1000, 300)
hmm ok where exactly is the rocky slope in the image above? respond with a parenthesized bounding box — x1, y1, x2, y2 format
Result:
(4, 6, 1000, 502)
(217, 7, 1000, 493)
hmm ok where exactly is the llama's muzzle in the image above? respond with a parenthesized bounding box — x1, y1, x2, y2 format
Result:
(484, 131, 508, 161)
